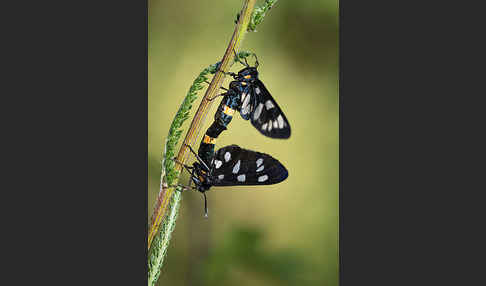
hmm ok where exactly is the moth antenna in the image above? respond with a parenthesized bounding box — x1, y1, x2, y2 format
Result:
(232, 48, 247, 67)
(253, 53, 259, 68)
(243, 56, 250, 67)
(203, 192, 209, 219)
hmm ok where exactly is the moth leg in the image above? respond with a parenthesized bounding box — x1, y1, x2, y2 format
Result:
(207, 93, 226, 101)
(181, 184, 197, 192)
(169, 157, 192, 169)
(184, 144, 211, 172)
(184, 143, 198, 157)
(202, 80, 228, 93)
(221, 70, 237, 78)
(188, 168, 195, 189)
(203, 80, 229, 91)
(168, 183, 196, 193)
(215, 60, 237, 77)
(169, 157, 195, 176)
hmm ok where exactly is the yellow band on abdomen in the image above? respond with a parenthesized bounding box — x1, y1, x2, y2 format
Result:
(203, 135, 217, 144)
(222, 105, 235, 116)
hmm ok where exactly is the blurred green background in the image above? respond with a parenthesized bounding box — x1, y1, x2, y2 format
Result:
(149, 0, 338, 285)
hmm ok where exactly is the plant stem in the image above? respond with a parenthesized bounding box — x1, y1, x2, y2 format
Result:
(147, 62, 219, 285)
(175, 0, 256, 173)
(148, 188, 182, 286)
(147, 0, 256, 272)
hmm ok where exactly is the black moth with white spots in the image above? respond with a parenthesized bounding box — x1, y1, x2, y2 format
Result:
(241, 77, 291, 139)
(228, 54, 291, 139)
(191, 144, 288, 193)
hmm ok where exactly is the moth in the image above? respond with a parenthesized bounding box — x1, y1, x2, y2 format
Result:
(197, 54, 291, 168)
(213, 53, 291, 139)
(177, 144, 288, 217)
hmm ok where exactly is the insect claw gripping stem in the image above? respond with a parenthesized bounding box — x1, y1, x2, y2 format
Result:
(224, 71, 238, 78)
(183, 143, 211, 172)
(169, 157, 195, 176)
(168, 184, 196, 193)
(218, 67, 237, 78)
(204, 80, 229, 91)
(169, 157, 192, 169)
(208, 93, 226, 102)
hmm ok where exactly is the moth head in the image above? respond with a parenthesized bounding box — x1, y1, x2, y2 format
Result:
(236, 67, 258, 82)
(192, 162, 212, 192)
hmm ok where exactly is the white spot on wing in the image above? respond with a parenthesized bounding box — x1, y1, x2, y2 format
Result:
(277, 115, 284, 128)
(273, 120, 278, 128)
(255, 87, 261, 94)
(258, 175, 268, 182)
(241, 93, 251, 115)
(257, 165, 264, 172)
(256, 158, 263, 167)
(215, 160, 222, 169)
(253, 103, 263, 120)
(240, 92, 247, 103)
(224, 152, 231, 162)
(268, 121, 272, 131)
(237, 174, 246, 182)
(261, 123, 267, 130)
(265, 100, 275, 109)
(218, 174, 224, 180)
(232, 160, 241, 174)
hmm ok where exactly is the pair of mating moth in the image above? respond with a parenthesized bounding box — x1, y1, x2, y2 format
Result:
(175, 54, 291, 216)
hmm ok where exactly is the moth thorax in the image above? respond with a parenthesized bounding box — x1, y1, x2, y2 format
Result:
(229, 81, 241, 90)
(237, 67, 259, 82)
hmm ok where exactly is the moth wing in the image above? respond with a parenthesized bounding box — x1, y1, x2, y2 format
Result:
(239, 85, 253, 120)
(210, 145, 288, 186)
(249, 79, 291, 139)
